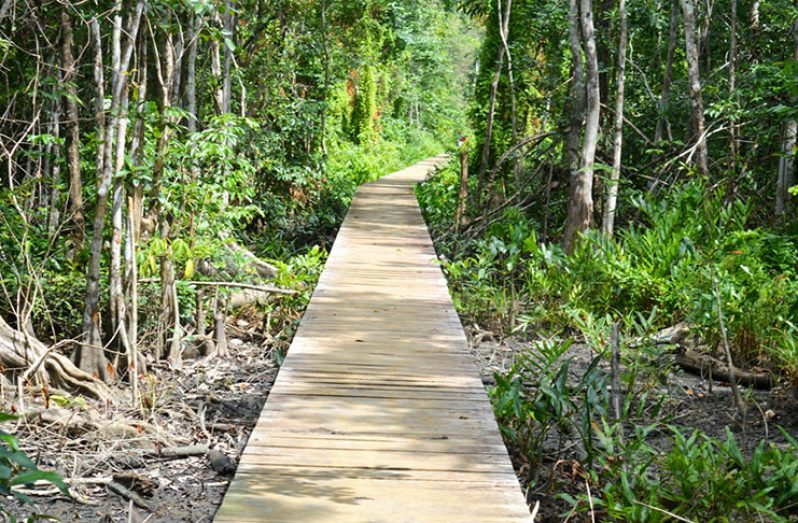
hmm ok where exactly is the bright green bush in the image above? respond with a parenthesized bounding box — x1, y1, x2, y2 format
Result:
(589, 425, 798, 522)
(420, 174, 798, 383)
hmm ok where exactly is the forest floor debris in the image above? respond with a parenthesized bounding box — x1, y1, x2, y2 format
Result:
(2, 330, 281, 522)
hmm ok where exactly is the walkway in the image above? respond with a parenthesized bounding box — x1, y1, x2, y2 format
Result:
(214, 156, 532, 522)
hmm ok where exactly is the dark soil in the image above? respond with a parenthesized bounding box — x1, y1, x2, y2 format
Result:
(468, 327, 798, 522)
(3, 331, 281, 523)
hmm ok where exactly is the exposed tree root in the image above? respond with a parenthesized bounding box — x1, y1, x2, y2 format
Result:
(0, 317, 111, 400)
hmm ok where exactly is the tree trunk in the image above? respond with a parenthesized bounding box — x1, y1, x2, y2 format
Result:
(564, 0, 586, 231)
(496, 0, 519, 189)
(171, 23, 184, 107)
(78, 18, 114, 381)
(222, 1, 235, 115)
(776, 17, 798, 217)
(60, 9, 84, 253)
(320, 0, 330, 156)
(475, 1, 509, 201)
(454, 149, 469, 231)
(46, 102, 61, 237)
(210, 36, 224, 115)
(727, 0, 738, 187)
(601, 0, 628, 236)
(699, 0, 714, 74)
(79, 2, 145, 381)
(186, 15, 200, 134)
(681, 0, 710, 176)
(150, 30, 177, 361)
(480, 0, 514, 219)
(655, 0, 679, 144)
(564, 0, 600, 253)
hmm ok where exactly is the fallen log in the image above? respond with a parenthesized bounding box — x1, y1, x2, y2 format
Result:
(186, 281, 296, 296)
(222, 237, 278, 279)
(674, 348, 773, 390)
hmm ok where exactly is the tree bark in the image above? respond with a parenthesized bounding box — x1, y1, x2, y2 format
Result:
(776, 17, 798, 217)
(0, 317, 111, 400)
(564, 0, 586, 227)
(476, 0, 510, 202)
(210, 36, 225, 115)
(563, 0, 600, 253)
(481, 0, 514, 219)
(727, 0, 738, 187)
(655, 0, 679, 144)
(454, 149, 469, 231)
(681, 0, 710, 176)
(222, 1, 235, 115)
(496, 0, 519, 188)
(186, 15, 200, 134)
(77, 18, 113, 381)
(601, 0, 628, 236)
(320, 0, 330, 156)
(60, 9, 84, 252)
(79, 2, 145, 381)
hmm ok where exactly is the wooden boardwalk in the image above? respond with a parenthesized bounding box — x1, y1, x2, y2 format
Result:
(214, 156, 531, 522)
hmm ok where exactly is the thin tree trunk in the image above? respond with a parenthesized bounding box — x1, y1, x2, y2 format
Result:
(602, 0, 628, 236)
(776, 17, 798, 217)
(79, 2, 145, 380)
(481, 0, 514, 219)
(222, 1, 234, 115)
(46, 102, 61, 237)
(125, 201, 139, 405)
(681, 0, 710, 176)
(655, 0, 679, 144)
(476, 2, 508, 200)
(750, 0, 760, 30)
(78, 17, 114, 381)
(171, 23, 184, 106)
(496, 0, 519, 188)
(727, 0, 738, 185)
(454, 149, 469, 231)
(210, 36, 224, 115)
(320, 0, 330, 156)
(186, 15, 200, 134)
(699, 0, 714, 73)
(129, 35, 147, 241)
(149, 28, 177, 361)
(564, 0, 585, 229)
(564, 0, 600, 253)
(60, 9, 84, 252)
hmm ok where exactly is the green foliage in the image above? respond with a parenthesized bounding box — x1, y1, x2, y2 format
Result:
(490, 338, 798, 522)
(0, 413, 67, 520)
(588, 425, 798, 522)
(422, 177, 798, 385)
(350, 66, 378, 144)
(490, 338, 609, 469)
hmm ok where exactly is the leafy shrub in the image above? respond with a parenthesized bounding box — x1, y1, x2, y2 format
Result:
(423, 178, 798, 384)
(588, 425, 798, 522)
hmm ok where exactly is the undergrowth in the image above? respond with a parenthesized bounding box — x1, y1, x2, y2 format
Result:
(419, 158, 798, 522)
(419, 161, 798, 386)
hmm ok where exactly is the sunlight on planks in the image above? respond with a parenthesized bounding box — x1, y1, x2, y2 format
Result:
(214, 156, 532, 522)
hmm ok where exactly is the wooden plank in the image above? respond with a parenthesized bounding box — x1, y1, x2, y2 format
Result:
(213, 156, 531, 522)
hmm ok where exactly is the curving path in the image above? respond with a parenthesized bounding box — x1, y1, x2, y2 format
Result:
(214, 156, 532, 522)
